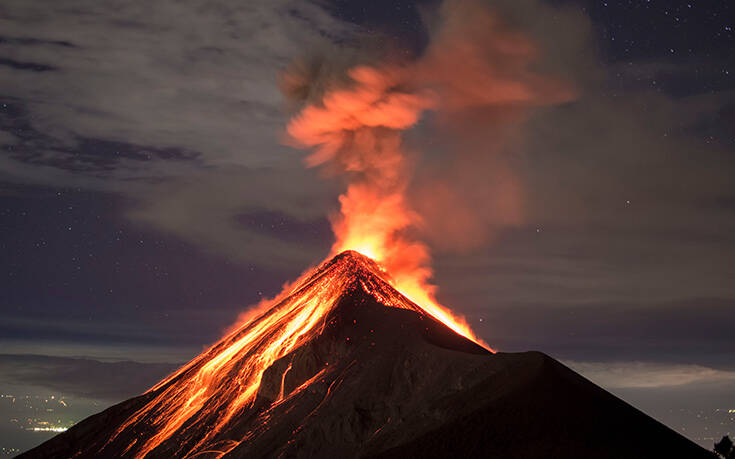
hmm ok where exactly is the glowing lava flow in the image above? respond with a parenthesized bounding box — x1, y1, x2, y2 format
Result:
(105, 251, 484, 458)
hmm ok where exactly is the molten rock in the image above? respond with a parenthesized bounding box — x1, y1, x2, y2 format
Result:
(21, 251, 709, 458)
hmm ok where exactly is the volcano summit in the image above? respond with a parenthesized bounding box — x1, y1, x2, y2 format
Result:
(22, 251, 708, 458)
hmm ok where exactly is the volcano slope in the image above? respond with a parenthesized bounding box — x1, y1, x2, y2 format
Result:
(21, 251, 709, 458)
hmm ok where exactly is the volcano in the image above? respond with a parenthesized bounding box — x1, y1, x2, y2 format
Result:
(21, 251, 708, 458)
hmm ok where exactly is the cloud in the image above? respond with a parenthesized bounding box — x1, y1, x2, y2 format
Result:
(125, 166, 335, 267)
(0, 0, 350, 172)
(0, 0, 355, 266)
(566, 360, 735, 389)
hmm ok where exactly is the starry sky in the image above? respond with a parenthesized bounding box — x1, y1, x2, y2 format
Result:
(1, 0, 734, 448)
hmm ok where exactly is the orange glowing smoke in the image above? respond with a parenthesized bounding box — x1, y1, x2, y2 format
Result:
(285, 65, 483, 345)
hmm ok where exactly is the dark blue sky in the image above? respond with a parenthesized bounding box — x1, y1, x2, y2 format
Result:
(0, 1, 734, 446)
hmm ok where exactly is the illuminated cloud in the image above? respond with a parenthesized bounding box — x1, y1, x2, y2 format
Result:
(566, 361, 735, 389)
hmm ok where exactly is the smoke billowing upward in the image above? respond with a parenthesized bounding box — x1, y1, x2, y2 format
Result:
(282, 0, 574, 339)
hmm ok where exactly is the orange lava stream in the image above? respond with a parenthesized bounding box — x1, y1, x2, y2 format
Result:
(108, 267, 342, 457)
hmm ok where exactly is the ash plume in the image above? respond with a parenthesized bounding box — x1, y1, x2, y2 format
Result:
(281, 0, 574, 325)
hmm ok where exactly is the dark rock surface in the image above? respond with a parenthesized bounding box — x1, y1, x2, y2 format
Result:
(20, 251, 711, 458)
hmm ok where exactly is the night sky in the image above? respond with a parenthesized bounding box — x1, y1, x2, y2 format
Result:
(1, 0, 734, 452)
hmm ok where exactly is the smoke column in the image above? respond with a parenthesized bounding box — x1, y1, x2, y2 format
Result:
(282, 0, 574, 342)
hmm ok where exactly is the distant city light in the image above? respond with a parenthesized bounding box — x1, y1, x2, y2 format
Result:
(28, 427, 67, 433)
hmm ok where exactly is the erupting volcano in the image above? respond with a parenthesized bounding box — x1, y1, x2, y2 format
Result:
(20, 4, 712, 457)
(23, 250, 709, 458)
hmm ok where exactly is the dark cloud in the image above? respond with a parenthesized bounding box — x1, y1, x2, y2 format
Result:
(1, 102, 200, 173)
(0, 35, 76, 48)
(0, 57, 56, 72)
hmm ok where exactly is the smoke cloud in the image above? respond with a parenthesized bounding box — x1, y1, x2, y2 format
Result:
(282, 0, 574, 313)
(413, 0, 575, 250)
